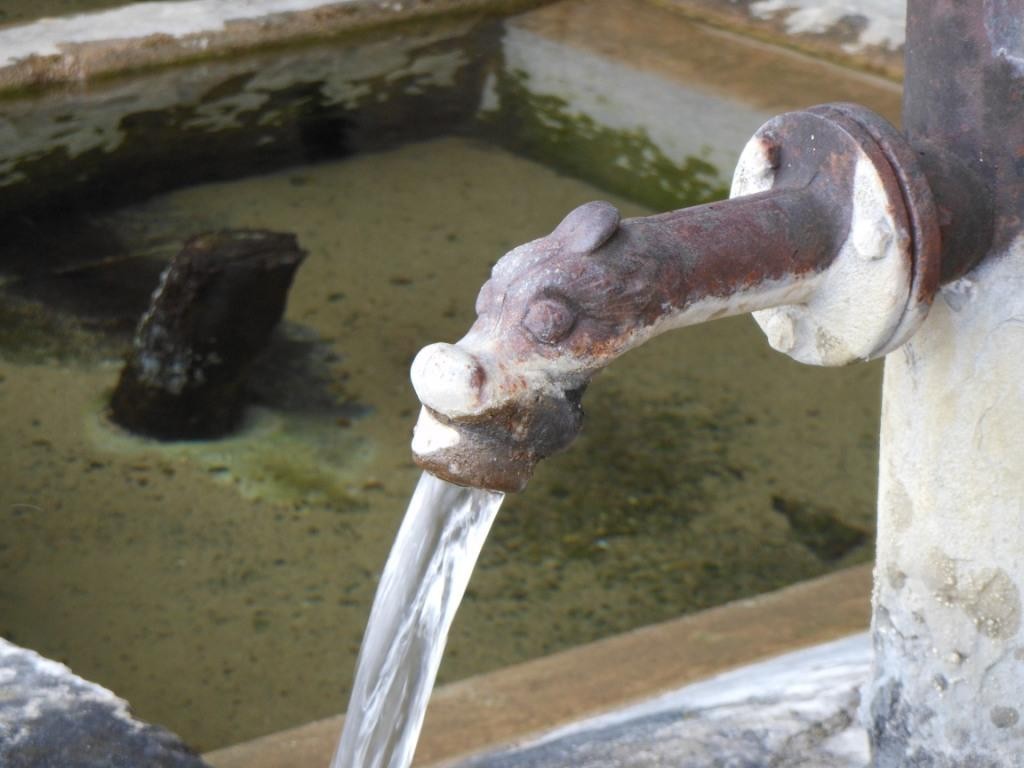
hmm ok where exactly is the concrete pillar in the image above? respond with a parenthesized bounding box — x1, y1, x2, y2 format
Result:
(868, 2, 1024, 764)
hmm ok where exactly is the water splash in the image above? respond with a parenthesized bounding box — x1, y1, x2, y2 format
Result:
(331, 472, 504, 768)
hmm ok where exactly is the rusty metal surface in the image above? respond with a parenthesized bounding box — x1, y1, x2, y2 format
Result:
(911, 140, 994, 284)
(411, 104, 941, 491)
(412, 178, 847, 491)
(408, 2, 1008, 493)
(738, 106, 937, 364)
(809, 102, 941, 353)
(903, 0, 1015, 264)
(411, 179, 847, 492)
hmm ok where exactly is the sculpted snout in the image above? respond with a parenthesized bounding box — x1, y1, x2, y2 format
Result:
(408, 335, 586, 494)
(407, 200, 625, 492)
(410, 343, 488, 418)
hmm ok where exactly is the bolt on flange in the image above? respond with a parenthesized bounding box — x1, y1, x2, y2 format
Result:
(733, 103, 941, 365)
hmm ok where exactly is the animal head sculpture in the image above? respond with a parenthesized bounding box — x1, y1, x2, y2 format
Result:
(410, 200, 689, 492)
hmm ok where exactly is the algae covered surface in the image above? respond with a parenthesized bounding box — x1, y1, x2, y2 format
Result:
(0, 138, 880, 750)
(483, 68, 730, 211)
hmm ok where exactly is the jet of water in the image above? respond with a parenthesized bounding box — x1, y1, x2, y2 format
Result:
(331, 471, 504, 768)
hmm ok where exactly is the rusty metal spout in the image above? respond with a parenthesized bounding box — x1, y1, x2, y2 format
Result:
(410, 104, 942, 493)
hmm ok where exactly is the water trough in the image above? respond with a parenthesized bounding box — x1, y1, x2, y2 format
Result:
(10, 1, 1007, 767)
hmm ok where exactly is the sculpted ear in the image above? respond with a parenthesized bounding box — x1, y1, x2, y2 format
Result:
(551, 201, 620, 254)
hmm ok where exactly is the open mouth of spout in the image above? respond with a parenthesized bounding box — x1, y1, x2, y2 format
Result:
(411, 387, 585, 493)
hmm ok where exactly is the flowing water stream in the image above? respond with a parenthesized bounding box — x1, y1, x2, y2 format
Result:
(331, 472, 505, 768)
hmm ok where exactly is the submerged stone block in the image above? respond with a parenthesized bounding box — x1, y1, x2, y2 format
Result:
(0, 639, 210, 768)
(109, 229, 306, 440)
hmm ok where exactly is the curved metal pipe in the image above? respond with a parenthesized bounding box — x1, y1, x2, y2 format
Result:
(410, 104, 940, 492)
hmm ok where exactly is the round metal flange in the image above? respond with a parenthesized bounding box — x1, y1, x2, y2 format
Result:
(731, 103, 941, 365)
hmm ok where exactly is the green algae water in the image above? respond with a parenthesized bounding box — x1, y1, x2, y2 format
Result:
(0, 137, 880, 751)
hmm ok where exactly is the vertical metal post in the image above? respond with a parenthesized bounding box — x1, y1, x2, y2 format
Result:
(869, 1, 1024, 764)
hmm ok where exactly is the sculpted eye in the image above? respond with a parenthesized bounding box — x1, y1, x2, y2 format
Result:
(523, 297, 576, 344)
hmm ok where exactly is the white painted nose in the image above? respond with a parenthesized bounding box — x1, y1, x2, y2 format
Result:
(410, 343, 486, 417)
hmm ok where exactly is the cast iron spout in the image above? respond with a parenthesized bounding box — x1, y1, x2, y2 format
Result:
(410, 104, 942, 493)
(410, 189, 836, 493)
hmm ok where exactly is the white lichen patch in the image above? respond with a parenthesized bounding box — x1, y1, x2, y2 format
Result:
(749, 0, 905, 53)
(985, 10, 1024, 76)
(184, 91, 271, 133)
(921, 551, 1022, 639)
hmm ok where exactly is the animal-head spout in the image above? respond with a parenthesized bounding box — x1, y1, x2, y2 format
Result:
(409, 202, 626, 491)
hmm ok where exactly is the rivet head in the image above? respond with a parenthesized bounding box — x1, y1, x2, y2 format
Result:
(852, 213, 894, 261)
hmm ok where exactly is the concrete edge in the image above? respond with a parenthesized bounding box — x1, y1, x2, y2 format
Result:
(449, 633, 873, 767)
(0, 639, 209, 768)
(0, 0, 556, 93)
(648, 0, 905, 81)
(0, 0, 906, 94)
(203, 562, 872, 768)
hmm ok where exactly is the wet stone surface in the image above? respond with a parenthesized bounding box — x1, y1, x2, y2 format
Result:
(0, 15, 497, 229)
(109, 230, 307, 441)
(0, 639, 209, 768)
(454, 634, 872, 768)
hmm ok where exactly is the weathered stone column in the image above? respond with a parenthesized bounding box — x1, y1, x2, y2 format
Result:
(868, 2, 1024, 764)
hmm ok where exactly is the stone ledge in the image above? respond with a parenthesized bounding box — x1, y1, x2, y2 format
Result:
(0, 0, 908, 94)
(649, 0, 905, 81)
(0, 638, 209, 768)
(451, 633, 871, 767)
(0, 0, 555, 93)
